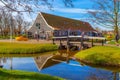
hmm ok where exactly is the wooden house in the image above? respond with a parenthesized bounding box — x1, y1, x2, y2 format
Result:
(28, 12, 95, 39)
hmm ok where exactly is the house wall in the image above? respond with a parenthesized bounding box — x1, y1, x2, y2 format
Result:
(53, 30, 82, 37)
(28, 13, 54, 39)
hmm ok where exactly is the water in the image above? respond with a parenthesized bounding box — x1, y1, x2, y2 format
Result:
(0, 51, 120, 80)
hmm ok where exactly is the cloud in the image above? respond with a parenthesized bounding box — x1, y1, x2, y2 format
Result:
(74, 17, 92, 20)
(53, 8, 100, 14)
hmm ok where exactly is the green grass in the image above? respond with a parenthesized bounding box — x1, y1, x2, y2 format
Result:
(0, 42, 58, 54)
(0, 68, 63, 80)
(75, 46, 120, 66)
(104, 34, 115, 41)
(107, 40, 120, 44)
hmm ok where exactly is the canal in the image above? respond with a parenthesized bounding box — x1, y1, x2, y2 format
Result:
(0, 51, 120, 80)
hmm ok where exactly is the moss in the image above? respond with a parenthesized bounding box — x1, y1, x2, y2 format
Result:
(75, 46, 120, 67)
(0, 68, 64, 80)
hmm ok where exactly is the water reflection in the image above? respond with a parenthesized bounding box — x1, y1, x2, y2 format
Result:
(77, 59, 120, 80)
(34, 51, 120, 80)
(0, 51, 120, 80)
(0, 57, 8, 68)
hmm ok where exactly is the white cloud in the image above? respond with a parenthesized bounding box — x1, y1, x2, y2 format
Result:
(53, 8, 100, 14)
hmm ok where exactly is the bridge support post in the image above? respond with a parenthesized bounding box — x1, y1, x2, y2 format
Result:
(102, 40, 104, 46)
(91, 39, 94, 47)
(67, 36, 70, 52)
(60, 39, 62, 45)
(52, 38, 55, 44)
(80, 37, 84, 50)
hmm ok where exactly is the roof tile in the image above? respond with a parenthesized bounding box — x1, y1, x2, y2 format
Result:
(41, 12, 95, 32)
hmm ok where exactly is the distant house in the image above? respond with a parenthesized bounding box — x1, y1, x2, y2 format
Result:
(28, 12, 95, 39)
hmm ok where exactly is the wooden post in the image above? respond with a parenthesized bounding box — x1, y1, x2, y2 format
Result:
(60, 39, 62, 44)
(80, 32, 85, 50)
(91, 39, 93, 47)
(105, 39, 106, 43)
(67, 30, 70, 52)
(80, 37, 84, 50)
(67, 37, 70, 52)
(52, 38, 55, 44)
(59, 39, 62, 49)
(102, 40, 104, 46)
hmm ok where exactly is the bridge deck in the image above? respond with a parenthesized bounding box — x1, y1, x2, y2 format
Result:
(53, 36, 106, 40)
(52, 36, 106, 50)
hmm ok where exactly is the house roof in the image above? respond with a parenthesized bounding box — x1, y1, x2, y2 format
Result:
(41, 12, 95, 32)
(34, 55, 67, 70)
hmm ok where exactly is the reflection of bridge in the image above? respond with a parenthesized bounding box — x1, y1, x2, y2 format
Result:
(52, 36, 106, 50)
(34, 51, 79, 71)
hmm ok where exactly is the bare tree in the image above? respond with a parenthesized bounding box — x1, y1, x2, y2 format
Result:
(89, 0, 120, 42)
(0, 0, 73, 13)
(15, 13, 24, 35)
(0, 8, 13, 37)
(0, 7, 18, 38)
(22, 21, 31, 34)
(95, 27, 102, 32)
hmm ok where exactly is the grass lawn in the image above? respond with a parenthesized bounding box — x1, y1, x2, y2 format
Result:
(75, 46, 120, 67)
(107, 40, 120, 45)
(0, 68, 63, 80)
(0, 42, 58, 54)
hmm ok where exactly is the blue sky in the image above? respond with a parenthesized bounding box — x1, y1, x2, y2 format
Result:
(29, 0, 105, 30)
(39, 0, 94, 20)
(0, 0, 108, 30)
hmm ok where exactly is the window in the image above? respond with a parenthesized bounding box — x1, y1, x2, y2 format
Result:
(36, 23, 40, 29)
(27, 32, 33, 38)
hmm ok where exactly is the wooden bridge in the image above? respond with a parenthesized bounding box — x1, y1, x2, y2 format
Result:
(52, 35, 106, 51)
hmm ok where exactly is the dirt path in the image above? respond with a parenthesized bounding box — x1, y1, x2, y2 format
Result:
(0, 39, 119, 48)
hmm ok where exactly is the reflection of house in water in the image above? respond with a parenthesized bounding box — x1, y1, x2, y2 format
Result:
(0, 58, 3, 68)
(34, 54, 68, 71)
(0, 58, 7, 68)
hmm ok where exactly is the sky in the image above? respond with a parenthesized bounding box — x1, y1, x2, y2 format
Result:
(0, 0, 109, 30)
(29, 0, 108, 30)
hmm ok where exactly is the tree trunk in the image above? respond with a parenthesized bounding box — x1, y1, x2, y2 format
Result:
(114, 0, 119, 42)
